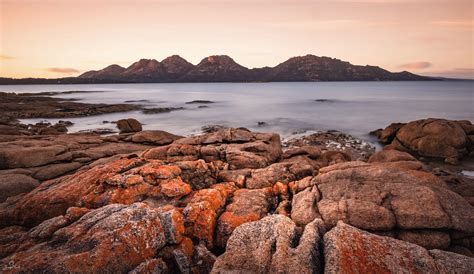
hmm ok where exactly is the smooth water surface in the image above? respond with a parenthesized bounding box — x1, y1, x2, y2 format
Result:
(1, 81, 472, 140)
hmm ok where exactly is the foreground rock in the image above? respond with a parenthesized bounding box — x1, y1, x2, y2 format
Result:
(373, 118, 473, 164)
(324, 221, 474, 273)
(212, 215, 325, 273)
(1, 123, 473, 272)
(1, 203, 166, 272)
(213, 217, 474, 273)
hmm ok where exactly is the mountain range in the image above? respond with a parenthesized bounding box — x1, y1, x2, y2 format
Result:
(1, 54, 435, 84)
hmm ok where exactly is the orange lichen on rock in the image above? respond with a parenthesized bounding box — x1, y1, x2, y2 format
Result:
(1, 203, 166, 273)
(183, 183, 237, 248)
(216, 188, 275, 248)
(324, 221, 440, 273)
(160, 178, 192, 198)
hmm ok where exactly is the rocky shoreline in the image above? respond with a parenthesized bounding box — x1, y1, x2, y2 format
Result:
(0, 114, 473, 272)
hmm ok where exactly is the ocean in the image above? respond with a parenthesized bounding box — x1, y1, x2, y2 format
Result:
(1, 81, 473, 142)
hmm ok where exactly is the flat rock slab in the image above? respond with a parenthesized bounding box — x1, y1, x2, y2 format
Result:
(324, 221, 474, 274)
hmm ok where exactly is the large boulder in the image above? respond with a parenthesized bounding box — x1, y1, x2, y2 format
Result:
(324, 221, 474, 273)
(171, 128, 283, 169)
(212, 215, 325, 273)
(116, 118, 142, 133)
(375, 119, 473, 164)
(0, 203, 166, 273)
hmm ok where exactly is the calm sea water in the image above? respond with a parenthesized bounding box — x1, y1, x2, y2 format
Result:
(1, 81, 473, 141)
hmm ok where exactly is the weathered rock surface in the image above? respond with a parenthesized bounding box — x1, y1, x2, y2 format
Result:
(0, 203, 166, 273)
(324, 221, 474, 273)
(212, 215, 325, 273)
(291, 185, 320, 226)
(144, 128, 282, 169)
(311, 160, 474, 249)
(0, 157, 206, 227)
(216, 188, 275, 248)
(183, 183, 237, 249)
(0, 131, 155, 189)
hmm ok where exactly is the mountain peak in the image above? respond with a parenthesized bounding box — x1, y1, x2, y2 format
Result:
(161, 55, 194, 78)
(204, 55, 235, 64)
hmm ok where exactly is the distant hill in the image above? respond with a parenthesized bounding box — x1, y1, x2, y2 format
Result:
(1, 54, 436, 84)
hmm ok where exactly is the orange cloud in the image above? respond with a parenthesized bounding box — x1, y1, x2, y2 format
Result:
(398, 61, 432, 70)
(46, 67, 80, 74)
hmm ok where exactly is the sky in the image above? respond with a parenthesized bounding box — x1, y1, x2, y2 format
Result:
(0, 0, 473, 79)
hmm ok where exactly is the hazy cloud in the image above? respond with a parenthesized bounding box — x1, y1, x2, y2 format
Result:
(0, 55, 15, 60)
(47, 67, 81, 74)
(398, 61, 432, 70)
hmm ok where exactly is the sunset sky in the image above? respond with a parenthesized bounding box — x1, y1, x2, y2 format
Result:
(1, 0, 473, 79)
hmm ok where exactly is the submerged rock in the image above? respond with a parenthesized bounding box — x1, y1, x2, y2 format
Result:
(142, 107, 185, 114)
(185, 100, 215, 104)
